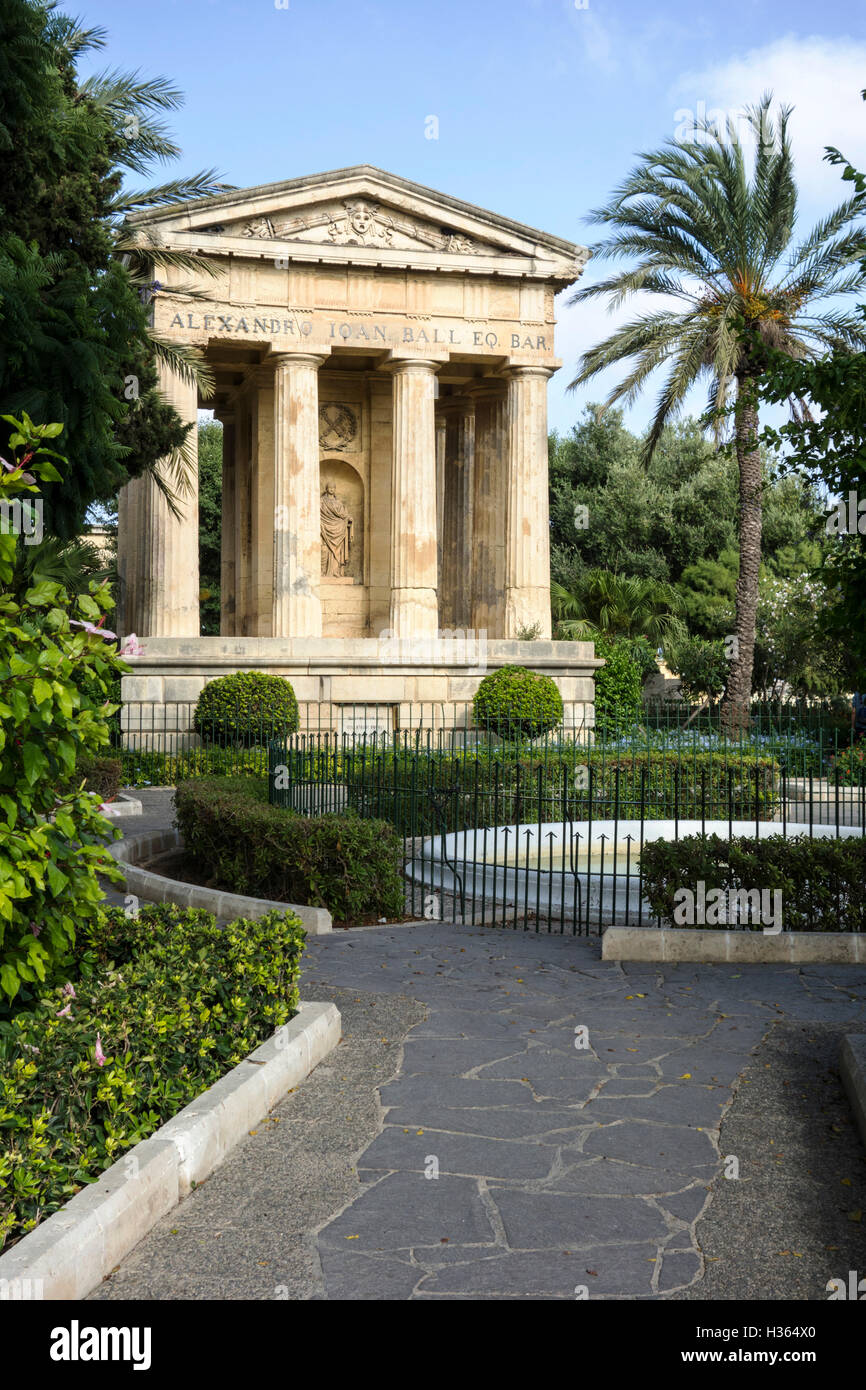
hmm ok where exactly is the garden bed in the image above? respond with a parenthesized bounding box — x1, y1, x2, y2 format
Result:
(0, 901, 307, 1255)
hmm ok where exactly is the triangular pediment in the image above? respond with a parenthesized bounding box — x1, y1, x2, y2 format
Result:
(130, 165, 588, 281)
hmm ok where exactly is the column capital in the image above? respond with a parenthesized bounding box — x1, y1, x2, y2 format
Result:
(383, 357, 442, 376)
(499, 363, 557, 382)
(270, 352, 328, 371)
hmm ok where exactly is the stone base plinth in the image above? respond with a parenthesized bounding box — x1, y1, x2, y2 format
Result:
(119, 637, 601, 744)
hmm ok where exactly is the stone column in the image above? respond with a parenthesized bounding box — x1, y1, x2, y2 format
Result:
(440, 397, 475, 630)
(470, 387, 508, 638)
(272, 353, 325, 639)
(435, 413, 446, 601)
(218, 412, 236, 635)
(117, 359, 199, 637)
(387, 358, 440, 638)
(234, 396, 252, 636)
(503, 366, 554, 639)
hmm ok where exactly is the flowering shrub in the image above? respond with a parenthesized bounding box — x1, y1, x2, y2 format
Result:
(0, 901, 306, 1251)
(828, 742, 866, 786)
(0, 416, 126, 1000)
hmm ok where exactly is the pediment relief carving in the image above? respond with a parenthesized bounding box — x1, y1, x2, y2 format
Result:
(198, 198, 510, 256)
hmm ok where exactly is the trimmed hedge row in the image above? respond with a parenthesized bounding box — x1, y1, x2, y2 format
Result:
(640, 833, 866, 932)
(315, 748, 780, 835)
(76, 755, 122, 801)
(174, 777, 405, 926)
(0, 902, 305, 1252)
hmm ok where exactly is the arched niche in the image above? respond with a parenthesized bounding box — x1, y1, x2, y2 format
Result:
(320, 457, 364, 583)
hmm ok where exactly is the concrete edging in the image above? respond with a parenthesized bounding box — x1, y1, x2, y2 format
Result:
(841, 1035, 866, 1150)
(0, 1000, 341, 1300)
(602, 926, 866, 963)
(99, 792, 143, 819)
(110, 828, 332, 934)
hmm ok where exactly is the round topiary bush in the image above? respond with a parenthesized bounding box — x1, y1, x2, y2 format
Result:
(472, 665, 563, 740)
(194, 671, 299, 746)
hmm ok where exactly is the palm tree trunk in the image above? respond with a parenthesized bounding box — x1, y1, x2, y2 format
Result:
(721, 370, 762, 733)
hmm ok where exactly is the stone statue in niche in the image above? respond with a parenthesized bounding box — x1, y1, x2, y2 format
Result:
(320, 483, 354, 577)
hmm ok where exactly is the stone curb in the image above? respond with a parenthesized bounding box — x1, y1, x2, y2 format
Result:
(110, 829, 332, 934)
(0, 1001, 341, 1301)
(840, 1035, 866, 1150)
(98, 792, 143, 819)
(602, 926, 866, 964)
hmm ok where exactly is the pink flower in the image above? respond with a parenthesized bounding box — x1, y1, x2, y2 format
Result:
(120, 633, 144, 657)
(0, 456, 36, 485)
(94, 1033, 106, 1067)
(56, 1003, 72, 1018)
(71, 619, 117, 640)
(30, 920, 41, 937)
(62, 982, 76, 998)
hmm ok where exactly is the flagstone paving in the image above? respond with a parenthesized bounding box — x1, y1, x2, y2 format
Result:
(90, 919, 866, 1301)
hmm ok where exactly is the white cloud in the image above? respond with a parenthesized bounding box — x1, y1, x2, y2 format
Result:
(672, 36, 866, 207)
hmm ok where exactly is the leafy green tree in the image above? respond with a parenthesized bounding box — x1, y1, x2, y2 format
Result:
(0, 415, 125, 1001)
(0, 0, 224, 535)
(569, 97, 866, 728)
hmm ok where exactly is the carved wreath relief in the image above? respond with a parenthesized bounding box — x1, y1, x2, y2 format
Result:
(318, 403, 357, 451)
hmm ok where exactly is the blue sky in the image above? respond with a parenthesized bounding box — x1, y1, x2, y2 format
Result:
(78, 0, 866, 434)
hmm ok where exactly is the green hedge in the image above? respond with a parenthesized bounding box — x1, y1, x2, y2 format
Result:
(323, 748, 780, 835)
(640, 833, 866, 931)
(174, 777, 405, 926)
(194, 671, 299, 747)
(0, 901, 305, 1251)
(472, 666, 563, 739)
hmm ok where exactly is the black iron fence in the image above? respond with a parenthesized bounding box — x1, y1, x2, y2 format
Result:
(266, 737, 866, 936)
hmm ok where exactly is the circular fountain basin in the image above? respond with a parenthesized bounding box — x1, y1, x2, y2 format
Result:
(405, 819, 864, 924)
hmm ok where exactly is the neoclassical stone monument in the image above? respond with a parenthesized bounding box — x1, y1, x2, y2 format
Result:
(117, 166, 600, 733)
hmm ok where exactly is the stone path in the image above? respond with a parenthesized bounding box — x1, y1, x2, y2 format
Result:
(90, 913, 866, 1301)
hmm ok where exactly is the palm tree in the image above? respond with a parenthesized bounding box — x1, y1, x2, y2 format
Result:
(551, 568, 686, 646)
(569, 97, 866, 729)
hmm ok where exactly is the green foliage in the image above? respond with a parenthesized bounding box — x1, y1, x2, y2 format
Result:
(197, 421, 223, 635)
(335, 747, 779, 834)
(472, 666, 563, 740)
(677, 550, 737, 640)
(827, 742, 866, 786)
(0, 900, 306, 1250)
(174, 778, 406, 925)
(640, 833, 866, 931)
(194, 671, 299, 746)
(552, 567, 685, 648)
(666, 635, 729, 704)
(0, 0, 220, 533)
(593, 637, 643, 735)
(0, 418, 127, 1000)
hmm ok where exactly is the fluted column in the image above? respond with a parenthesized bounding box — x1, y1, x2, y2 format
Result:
(470, 387, 508, 638)
(218, 412, 236, 635)
(435, 413, 446, 600)
(272, 353, 325, 639)
(117, 359, 199, 637)
(440, 398, 475, 630)
(234, 397, 252, 636)
(388, 358, 440, 637)
(504, 366, 554, 639)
